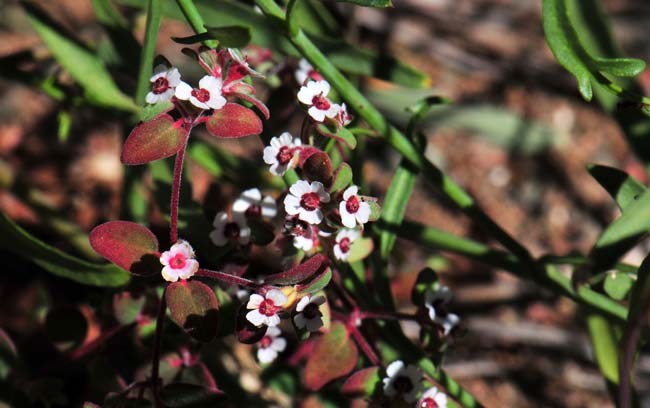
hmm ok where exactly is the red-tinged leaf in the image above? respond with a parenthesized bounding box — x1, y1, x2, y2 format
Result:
(227, 82, 255, 94)
(264, 254, 329, 285)
(297, 146, 324, 167)
(231, 92, 270, 120)
(121, 114, 189, 165)
(341, 367, 381, 398)
(235, 304, 266, 344)
(315, 123, 357, 149)
(205, 103, 262, 138)
(89, 221, 159, 275)
(304, 322, 358, 390)
(297, 267, 332, 296)
(166, 281, 219, 343)
(302, 152, 333, 187)
(113, 292, 146, 325)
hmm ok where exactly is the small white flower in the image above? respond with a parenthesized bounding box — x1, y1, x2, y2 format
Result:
(285, 217, 317, 251)
(424, 286, 459, 336)
(295, 58, 323, 85)
(417, 387, 448, 408)
(293, 295, 326, 332)
(297, 80, 340, 122)
(263, 132, 302, 176)
(175, 75, 227, 110)
(337, 103, 352, 126)
(339, 185, 371, 228)
(159, 240, 199, 282)
(333, 228, 359, 261)
(210, 211, 251, 247)
(146, 65, 181, 104)
(256, 326, 287, 364)
(284, 180, 330, 225)
(382, 360, 423, 403)
(233, 188, 277, 220)
(246, 289, 288, 327)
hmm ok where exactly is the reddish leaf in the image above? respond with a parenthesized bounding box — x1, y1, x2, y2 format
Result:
(121, 114, 189, 165)
(231, 92, 270, 119)
(235, 304, 266, 344)
(341, 367, 381, 398)
(89, 221, 159, 275)
(302, 152, 333, 187)
(304, 322, 358, 390)
(296, 146, 323, 167)
(205, 103, 262, 138)
(264, 254, 329, 285)
(166, 281, 219, 343)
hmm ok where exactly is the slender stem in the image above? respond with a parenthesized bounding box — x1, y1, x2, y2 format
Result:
(359, 311, 417, 321)
(196, 269, 260, 289)
(349, 325, 381, 366)
(134, 0, 161, 105)
(175, 0, 218, 48)
(170, 143, 187, 244)
(151, 286, 167, 408)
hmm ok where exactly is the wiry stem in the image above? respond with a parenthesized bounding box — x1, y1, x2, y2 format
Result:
(170, 143, 187, 244)
(349, 325, 381, 366)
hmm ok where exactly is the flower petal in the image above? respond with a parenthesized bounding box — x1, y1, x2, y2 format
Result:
(343, 185, 358, 200)
(266, 289, 288, 306)
(246, 309, 266, 327)
(175, 81, 192, 100)
(296, 296, 310, 312)
(247, 294, 264, 309)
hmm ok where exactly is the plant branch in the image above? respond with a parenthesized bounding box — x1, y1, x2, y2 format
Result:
(175, 0, 218, 48)
(170, 143, 187, 244)
(196, 268, 260, 289)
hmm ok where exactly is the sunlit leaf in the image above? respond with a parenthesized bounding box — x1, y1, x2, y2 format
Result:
(346, 237, 373, 263)
(341, 366, 381, 398)
(205, 103, 263, 138)
(587, 164, 645, 211)
(603, 271, 634, 301)
(330, 163, 352, 193)
(122, 114, 189, 165)
(265, 254, 329, 285)
(304, 322, 358, 390)
(166, 280, 219, 343)
(89, 221, 159, 276)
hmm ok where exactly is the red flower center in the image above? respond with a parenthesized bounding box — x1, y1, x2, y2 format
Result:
(345, 195, 360, 214)
(277, 146, 293, 165)
(339, 237, 351, 253)
(259, 299, 279, 316)
(169, 253, 187, 269)
(300, 192, 321, 211)
(302, 303, 321, 320)
(260, 335, 272, 348)
(394, 376, 414, 394)
(420, 397, 439, 408)
(224, 222, 240, 239)
(245, 205, 262, 218)
(311, 94, 331, 111)
(191, 88, 211, 103)
(152, 77, 170, 94)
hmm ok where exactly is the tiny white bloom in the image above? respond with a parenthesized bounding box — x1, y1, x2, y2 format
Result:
(297, 80, 340, 122)
(382, 360, 423, 403)
(233, 188, 277, 220)
(295, 58, 323, 85)
(210, 211, 251, 247)
(339, 185, 371, 228)
(417, 387, 448, 408)
(256, 326, 287, 364)
(263, 132, 302, 176)
(159, 240, 199, 282)
(333, 228, 360, 261)
(424, 286, 459, 336)
(284, 217, 318, 251)
(293, 295, 326, 332)
(246, 289, 288, 327)
(175, 75, 227, 110)
(337, 103, 352, 126)
(284, 180, 330, 225)
(146, 65, 181, 104)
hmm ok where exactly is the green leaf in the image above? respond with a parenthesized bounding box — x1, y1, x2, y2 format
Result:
(172, 25, 252, 48)
(166, 281, 219, 343)
(336, 0, 392, 7)
(346, 237, 373, 263)
(24, 3, 138, 112)
(304, 322, 358, 390)
(341, 367, 381, 398)
(379, 162, 416, 259)
(113, 292, 147, 325)
(587, 164, 646, 211)
(596, 188, 650, 248)
(586, 313, 619, 388)
(315, 124, 357, 149)
(329, 163, 352, 193)
(368, 201, 381, 221)
(0, 212, 129, 287)
(603, 271, 634, 301)
(542, 0, 645, 101)
(297, 267, 332, 295)
(141, 101, 174, 122)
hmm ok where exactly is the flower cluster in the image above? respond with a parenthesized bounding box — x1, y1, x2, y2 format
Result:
(424, 284, 460, 337)
(382, 360, 448, 407)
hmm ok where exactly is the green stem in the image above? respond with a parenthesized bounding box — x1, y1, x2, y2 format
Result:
(175, 0, 218, 48)
(135, 0, 161, 105)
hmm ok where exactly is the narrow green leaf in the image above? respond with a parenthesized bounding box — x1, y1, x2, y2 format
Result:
(172, 25, 252, 48)
(336, 0, 391, 6)
(596, 188, 650, 248)
(587, 164, 645, 211)
(586, 313, 619, 397)
(379, 162, 416, 259)
(134, 0, 162, 105)
(141, 101, 174, 122)
(297, 267, 332, 296)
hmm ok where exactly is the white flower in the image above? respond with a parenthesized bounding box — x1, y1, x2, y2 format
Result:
(293, 295, 326, 332)
(175, 75, 227, 110)
(339, 185, 371, 228)
(295, 58, 323, 85)
(382, 360, 423, 403)
(284, 180, 330, 225)
(285, 217, 317, 251)
(209, 211, 251, 247)
(159, 240, 199, 282)
(297, 80, 340, 122)
(256, 326, 287, 364)
(417, 387, 448, 408)
(424, 286, 459, 336)
(246, 289, 288, 327)
(146, 65, 181, 104)
(337, 103, 352, 126)
(263, 132, 302, 176)
(333, 228, 360, 261)
(233, 188, 277, 220)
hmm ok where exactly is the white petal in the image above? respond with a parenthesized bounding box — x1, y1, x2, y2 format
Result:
(266, 314, 281, 327)
(271, 337, 287, 352)
(293, 313, 307, 329)
(213, 211, 228, 228)
(333, 245, 346, 260)
(308, 106, 326, 122)
(167, 68, 181, 86)
(207, 95, 227, 110)
(159, 251, 172, 266)
(278, 132, 293, 146)
(246, 309, 266, 327)
(242, 188, 262, 202)
(355, 203, 371, 224)
(325, 103, 341, 118)
(161, 266, 179, 282)
(238, 227, 251, 245)
(175, 81, 192, 100)
(257, 347, 277, 364)
(199, 75, 222, 93)
(284, 195, 301, 215)
(266, 326, 281, 337)
(209, 230, 228, 247)
(436, 393, 448, 408)
(343, 185, 358, 200)
(266, 289, 288, 306)
(172, 240, 194, 259)
(247, 294, 264, 309)
(263, 146, 279, 166)
(296, 296, 310, 312)
(189, 96, 209, 110)
(145, 92, 158, 104)
(340, 205, 356, 229)
(179, 259, 199, 279)
(312, 295, 326, 306)
(297, 86, 315, 105)
(261, 196, 277, 219)
(386, 360, 404, 378)
(294, 236, 313, 251)
(289, 180, 310, 197)
(300, 209, 322, 225)
(314, 80, 330, 96)
(426, 304, 436, 321)
(233, 197, 250, 214)
(150, 64, 167, 80)
(306, 317, 323, 332)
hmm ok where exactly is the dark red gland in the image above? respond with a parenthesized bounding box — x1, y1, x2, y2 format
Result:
(191, 88, 211, 103)
(277, 146, 293, 165)
(259, 299, 279, 317)
(394, 376, 414, 394)
(152, 77, 170, 94)
(338, 237, 351, 253)
(300, 192, 321, 211)
(224, 222, 241, 239)
(302, 303, 322, 320)
(169, 253, 187, 269)
(345, 195, 360, 214)
(420, 398, 439, 408)
(260, 335, 272, 348)
(311, 94, 331, 110)
(245, 205, 262, 218)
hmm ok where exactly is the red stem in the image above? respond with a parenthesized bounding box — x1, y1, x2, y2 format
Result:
(196, 268, 260, 289)
(358, 311, 418, 321)
(170, 143, 187, 244)
(151, 286, 167, 408)
(349, 325, 381, 366)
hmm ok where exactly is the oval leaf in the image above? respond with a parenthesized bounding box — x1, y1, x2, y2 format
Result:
(205, 103, 262, 138)
(304, 322, 358, 390)
(346, 237, 373, 263)
(341, 366, 381, 398)
(122, 114, 189, 165)
(297, 267, 332, 296)
(166, 281, 219, 343)
(264, 254, 329, 285)
(330, 163, 353, 193)
(604, 271, 634, 301)
(302, 151, 333, 187)
(89, 221, 159, 275)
